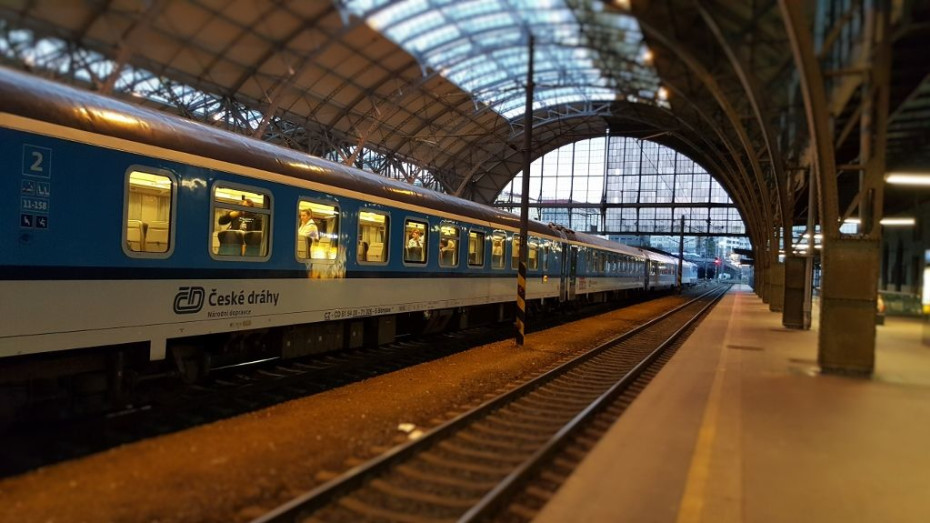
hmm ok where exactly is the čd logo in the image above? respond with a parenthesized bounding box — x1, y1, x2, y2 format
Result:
(173, 286, 205, 314)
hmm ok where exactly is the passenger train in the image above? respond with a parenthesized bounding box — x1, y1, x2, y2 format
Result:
(0, 67, 695, 411)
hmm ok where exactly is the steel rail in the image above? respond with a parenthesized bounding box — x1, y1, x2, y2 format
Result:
(254, 284, 729, 522)
(460, 284, 729, 521)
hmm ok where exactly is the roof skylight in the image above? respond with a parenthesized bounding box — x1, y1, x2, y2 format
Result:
(340, 0, 664, 120)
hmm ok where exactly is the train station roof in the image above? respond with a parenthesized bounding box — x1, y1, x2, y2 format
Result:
(1, 0, 928, 249)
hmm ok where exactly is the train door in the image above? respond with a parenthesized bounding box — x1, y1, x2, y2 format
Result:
(567, 246, 578, 300)
(644, 259, 652, 291)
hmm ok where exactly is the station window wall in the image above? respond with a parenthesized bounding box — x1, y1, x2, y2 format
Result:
(496, 137, 746, 240)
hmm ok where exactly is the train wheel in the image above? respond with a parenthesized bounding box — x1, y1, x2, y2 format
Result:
(170, 345, 207, 384)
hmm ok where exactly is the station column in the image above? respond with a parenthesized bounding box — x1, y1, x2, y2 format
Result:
(781, 0, 890, 375)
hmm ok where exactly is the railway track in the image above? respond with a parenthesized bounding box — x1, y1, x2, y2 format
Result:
(255, 284, 729, 522)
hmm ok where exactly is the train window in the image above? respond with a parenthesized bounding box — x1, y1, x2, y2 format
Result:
(490, 230, 506, 269)
(527, 237, 539, 270)
(297, 200, 339, 262)
(211, 186, 271, 258)
(439, 224, 460, 267)
(468, 230, 485, 267)
(541, 240, 550, 271)
(124, 169, 175, 257)
(359, 210, 389, 263)
(511, 234, 521, 269)
(404, 219, 428, 264)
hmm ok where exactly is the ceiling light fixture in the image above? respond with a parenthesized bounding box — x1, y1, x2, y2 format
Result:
(880, 217, 916, 226)
(885, 172, 930, 186)
(844, 217, 916, 226)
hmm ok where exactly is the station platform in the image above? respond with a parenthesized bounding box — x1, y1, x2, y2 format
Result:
(535, 284, 930, 523)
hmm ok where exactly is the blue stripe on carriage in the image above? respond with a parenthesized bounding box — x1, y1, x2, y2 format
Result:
(0, 266, 529, 280)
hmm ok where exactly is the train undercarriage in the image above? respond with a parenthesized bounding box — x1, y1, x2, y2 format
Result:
(0, 288, 652, 424)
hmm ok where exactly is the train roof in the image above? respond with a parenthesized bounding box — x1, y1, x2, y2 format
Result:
(0, 66, 635, 254)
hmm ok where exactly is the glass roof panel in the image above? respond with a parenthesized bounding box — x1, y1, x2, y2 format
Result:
(341, 0, 664, 121)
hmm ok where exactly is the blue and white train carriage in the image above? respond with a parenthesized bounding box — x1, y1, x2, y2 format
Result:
(0, 67, 693, 405)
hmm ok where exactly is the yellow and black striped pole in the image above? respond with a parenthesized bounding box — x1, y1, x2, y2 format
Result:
(516, 34, 534, 346)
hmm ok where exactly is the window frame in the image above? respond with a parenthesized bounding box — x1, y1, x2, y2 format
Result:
(527, 236, 539, 271)
(403, 218, 429, 265)
(438, 222, 460, 268)
(467, 229, 486, 268)
(208, 181, 273, 262)
(357, 207, 391, 265)
(490, 229, 507, 270)
(511, 233, 521, 270)
(541, 240, 550, 272)
(122, 165, 177, 259)
(296, 198, 340, 264)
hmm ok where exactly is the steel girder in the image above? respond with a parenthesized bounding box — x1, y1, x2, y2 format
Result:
(629, 1, 791, 265)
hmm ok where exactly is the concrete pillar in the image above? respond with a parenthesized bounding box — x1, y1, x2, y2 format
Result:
(768, 261, 785, 312)
(783, 255, 812, 329)
(752, 269, 759, 294)
(760, 258, 770, 303)
(819, 237, 879, 376)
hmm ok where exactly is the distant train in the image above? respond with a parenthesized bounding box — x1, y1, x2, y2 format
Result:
(0, 67, 695, 410)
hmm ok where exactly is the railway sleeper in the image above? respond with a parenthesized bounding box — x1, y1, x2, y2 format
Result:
(437, 439, 532, 464)
(395, 463, 500, 491)
(418, 450, 513, 476)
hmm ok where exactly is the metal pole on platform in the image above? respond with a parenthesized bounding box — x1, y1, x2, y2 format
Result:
(677, 215, 685, 293)
(516, 34, 534, 346)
